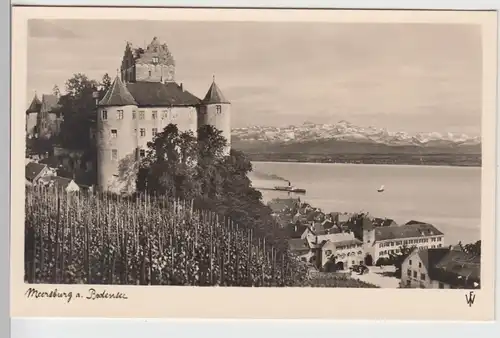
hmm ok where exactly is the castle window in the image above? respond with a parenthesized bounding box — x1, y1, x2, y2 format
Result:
(102, 110, 108, 120)
(111, 129, 117, 138)
(152, 128, 158, 136)
(152, 56, 159, 64)
(111, 149, 118, 161)
(139, 111, 145, 120)
(139, 149, 145, 158)
(116, 110, 124, 120)
(152, 111, 157, 119)
(140, 128, 146, 137)
(132, 111, 136, 119)
(149, 70, 152, 77)
(216, 105, 222, 114)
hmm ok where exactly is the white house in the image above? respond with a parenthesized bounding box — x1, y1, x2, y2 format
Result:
(320, 238, 364, 271)
(363, 221, 445, 264)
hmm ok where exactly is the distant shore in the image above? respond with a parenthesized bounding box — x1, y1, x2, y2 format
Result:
(246, 153, 481, 167)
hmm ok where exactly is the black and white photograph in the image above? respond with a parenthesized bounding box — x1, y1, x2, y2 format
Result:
(11, 7, 497, 320)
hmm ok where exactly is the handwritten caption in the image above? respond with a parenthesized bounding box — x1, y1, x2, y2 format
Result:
(25, 287, 128, 303)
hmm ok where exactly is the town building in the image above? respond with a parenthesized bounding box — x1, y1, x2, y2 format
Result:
(363, 221, 445, 264)
(38, 176, 81, 193)
(25, 162, 55, 185)
(320, 237, 364, 271)
(401, 246, 480, 289)
(95, 37, 232, 193)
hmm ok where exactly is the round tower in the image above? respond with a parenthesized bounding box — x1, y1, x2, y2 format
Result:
(97, 76, 138, 193)
(199, 76, 231, 154)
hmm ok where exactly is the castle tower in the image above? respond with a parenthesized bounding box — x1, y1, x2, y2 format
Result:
(121, 37, 176, 83)
(96, 75, 138, 193)
(199, 77, 231, 154)
(26, 92, 42, 138)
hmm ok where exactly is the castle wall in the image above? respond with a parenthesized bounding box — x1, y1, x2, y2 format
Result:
(199, 104, 231, 154)
(96, 105, 198, 194)
(134, 106, 198, 149)
(26, 112, 38, 138)
(135, 64, 175, 83)
(96, 105, 138, 194)
(37, 113, 61, 140)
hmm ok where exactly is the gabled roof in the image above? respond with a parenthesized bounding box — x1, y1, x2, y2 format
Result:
(25, 162, 47, 181)
(99, 76, 138, 107)
(40, 94, 60, 113)
(417, 248, 449, 272)
(374, 222, 443, 242)
(26, 93, 42, 114)
(288, 238, 310, 253)
(431, 247, 480, 281)
(126, 82, 200, 107)
(39, 176, 78, 190)
(202, 80, 230, 104)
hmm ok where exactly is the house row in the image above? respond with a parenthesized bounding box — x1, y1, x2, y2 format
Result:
(25, 161, 87, 193)
(401, 245, 480, 289)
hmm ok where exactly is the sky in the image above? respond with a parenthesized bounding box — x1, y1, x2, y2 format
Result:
(27, 20, 482, 135)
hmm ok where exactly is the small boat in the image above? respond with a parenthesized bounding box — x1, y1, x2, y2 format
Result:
(377, 185, 385, 193)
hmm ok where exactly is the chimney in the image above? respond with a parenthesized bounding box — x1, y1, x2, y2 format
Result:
(180, 83, 183, 91)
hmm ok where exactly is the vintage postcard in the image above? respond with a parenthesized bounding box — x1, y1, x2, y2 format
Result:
(10, 7, 497, 320)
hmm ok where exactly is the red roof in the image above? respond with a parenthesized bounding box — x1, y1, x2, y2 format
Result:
(99, 76, 137, 107)
(202, 80, 230, 104)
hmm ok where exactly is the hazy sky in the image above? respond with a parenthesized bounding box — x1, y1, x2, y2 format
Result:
(27, 20, 482, 135)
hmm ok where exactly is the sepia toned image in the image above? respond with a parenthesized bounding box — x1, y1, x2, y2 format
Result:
(10, 7, 497, 320)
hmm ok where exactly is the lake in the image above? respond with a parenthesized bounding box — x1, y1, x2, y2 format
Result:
(249, 161, 481, 246)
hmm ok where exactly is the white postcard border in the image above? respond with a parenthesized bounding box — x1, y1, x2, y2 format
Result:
(10, 6, 498, 321)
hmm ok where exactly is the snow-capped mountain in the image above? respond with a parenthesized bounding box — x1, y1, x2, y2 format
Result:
(232, 121, 481, 148)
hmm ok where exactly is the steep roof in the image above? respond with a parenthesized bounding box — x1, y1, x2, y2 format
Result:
(431, 247, 481, 282)
(288, 238, 310, 253)
(25, 162, 47, 181)
(417, 248, 450, 272)
(40, 94, 60, 113)
(51, 176, 77, 189)
(99, 76, 137, 107)
(126, 82, 200, 107)
(374, 222, 443, 242)
(26, 93, 42, 114)
(202, 80, 230, 104)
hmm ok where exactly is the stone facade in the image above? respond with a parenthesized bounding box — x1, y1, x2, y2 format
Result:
(121, 37, 175, 83)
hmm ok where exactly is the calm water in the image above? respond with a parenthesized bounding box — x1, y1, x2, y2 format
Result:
(249, 161, 481, 245)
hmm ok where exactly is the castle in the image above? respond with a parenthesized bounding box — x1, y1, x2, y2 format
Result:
(26, 36, 232, 194)
(95, 37, 231, 193)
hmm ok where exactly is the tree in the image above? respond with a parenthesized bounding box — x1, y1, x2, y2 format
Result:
(463, 240, 481, 256)
(387, 244, 417, 277)
(52, 85, 61, 97)
(58, 73, 99, 150)
(101, 73, 112, 93)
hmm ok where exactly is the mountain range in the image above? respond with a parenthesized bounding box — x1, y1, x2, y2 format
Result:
(232, 120, 481, 149)
(231, 121, 481, 165)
